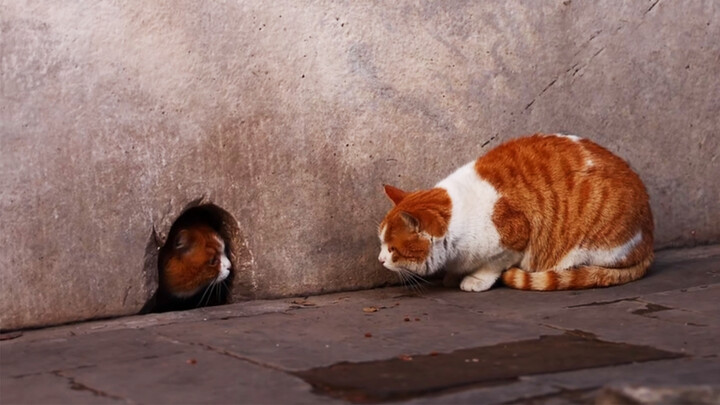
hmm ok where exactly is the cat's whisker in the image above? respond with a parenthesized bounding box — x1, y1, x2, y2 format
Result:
(207, 283, 216, 307)
(197, 284, 212, 308)
(408, 270, 430, 285)
(210, 282, 220, 306)
(399, 269, 426, 296)
(212, 282, 221, 306)
(395, 270, 405, 285)
(396, 270, 409, 289)
(410, 277, 427, 295)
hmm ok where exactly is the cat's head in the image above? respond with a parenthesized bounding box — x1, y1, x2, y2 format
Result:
(377, 185, 452, 276)
(160, 224, 231, 298)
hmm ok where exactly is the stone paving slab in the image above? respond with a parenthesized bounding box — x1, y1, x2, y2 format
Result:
(1, 245, 719, 404)
(530, 298, 718, 357)
(390, 359, 720, 404)
(523, 358, 720, 391)
(60, 350, 340, 405)
(1, 372, 120, 405)
(151, 293, 559, 371)
(1, 329, 183, 379)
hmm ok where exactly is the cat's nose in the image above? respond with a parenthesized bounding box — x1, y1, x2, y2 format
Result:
(378, 255, 385, 264)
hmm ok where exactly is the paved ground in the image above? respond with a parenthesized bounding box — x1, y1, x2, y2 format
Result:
(2, 245, 719, 404)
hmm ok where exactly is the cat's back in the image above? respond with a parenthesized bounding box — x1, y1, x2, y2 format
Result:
(473, 133, 653, 269)
(474, 134, 648, 202)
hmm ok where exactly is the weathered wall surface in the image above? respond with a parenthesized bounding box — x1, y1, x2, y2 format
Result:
(2, 1, 719, 330)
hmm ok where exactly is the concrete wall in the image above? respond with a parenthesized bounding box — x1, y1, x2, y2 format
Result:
(2, 1, 719, 330)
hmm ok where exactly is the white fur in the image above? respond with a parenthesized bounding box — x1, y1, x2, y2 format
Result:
(555, 133, 581, 142)
(555, 133, 594, 169)
(556, 231, 642, 270)
(218, 253, 231, 282)
(435, 162, 514, 276)
(377, 225, 393, 268)
(379, 161, 524, 291)
(458, 250, 523, 291)
(215, 238, 231, 283)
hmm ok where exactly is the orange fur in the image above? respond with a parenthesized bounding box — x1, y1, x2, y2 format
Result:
(380, 187, 451, 265)
(480, 135, 653, 290)
(379, 134, 654, 291)
(159, 224, 227, 297)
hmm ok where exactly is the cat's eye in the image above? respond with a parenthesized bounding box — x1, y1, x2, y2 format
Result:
(209, 256, 218, 266)
(389, 247, 396, 253)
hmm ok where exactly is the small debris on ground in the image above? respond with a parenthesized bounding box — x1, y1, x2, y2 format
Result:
(398, 354, 413, 361)
(290, 299, 316, 307)
(364, 332, 372, 338)
(186, 358, 197, 365)
(362, 303, 400, 313)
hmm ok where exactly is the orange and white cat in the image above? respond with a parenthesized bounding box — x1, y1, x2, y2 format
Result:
(156, 222, 231, 310)
(378, 134, 654, 291)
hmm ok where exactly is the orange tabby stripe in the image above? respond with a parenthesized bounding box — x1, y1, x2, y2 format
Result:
(477, 135, 653, 290)
(502, 255, 652, 291)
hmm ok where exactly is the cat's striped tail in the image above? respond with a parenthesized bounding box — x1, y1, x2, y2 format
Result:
(501, 256, 653, 291)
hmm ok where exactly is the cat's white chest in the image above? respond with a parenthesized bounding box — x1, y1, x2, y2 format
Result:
(436, 162, 507, 274)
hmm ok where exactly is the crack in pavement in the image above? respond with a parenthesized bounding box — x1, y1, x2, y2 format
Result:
(149, 330, 293, 375)
(52, 370, 132, 404)
(566, 297, 640, 308)
(8, 364, 98, 380)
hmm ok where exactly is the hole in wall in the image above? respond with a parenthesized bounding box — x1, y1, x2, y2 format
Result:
(141, 203, 248, 313)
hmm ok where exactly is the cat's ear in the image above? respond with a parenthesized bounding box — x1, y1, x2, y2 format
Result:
(383, 184, 408, 205)
(174, 230, 190, 250)
(400, 211, 420, 232)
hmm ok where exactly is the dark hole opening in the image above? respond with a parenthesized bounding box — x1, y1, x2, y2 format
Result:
(142, 204, 236, 313)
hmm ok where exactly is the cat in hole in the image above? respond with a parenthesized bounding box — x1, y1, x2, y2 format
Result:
(154, 220, 232, 311)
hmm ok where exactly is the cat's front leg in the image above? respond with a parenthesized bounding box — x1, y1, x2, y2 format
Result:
(460, 251, 523, 292)
(460, 267, 503, 292)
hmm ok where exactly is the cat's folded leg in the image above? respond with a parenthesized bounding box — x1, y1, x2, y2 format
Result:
(460, 266, 503, 292)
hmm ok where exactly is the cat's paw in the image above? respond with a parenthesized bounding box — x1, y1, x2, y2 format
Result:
(460, 274, 496, 292)
(442, 273, 461, 288)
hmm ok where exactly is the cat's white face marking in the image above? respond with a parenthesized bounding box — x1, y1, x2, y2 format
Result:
(377, 225, 396, 270)
(218, 253, 231, 282)
(378, 244, 396, 270)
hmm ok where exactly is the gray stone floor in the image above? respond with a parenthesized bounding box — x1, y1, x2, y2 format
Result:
(2, 245, 719, 404)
